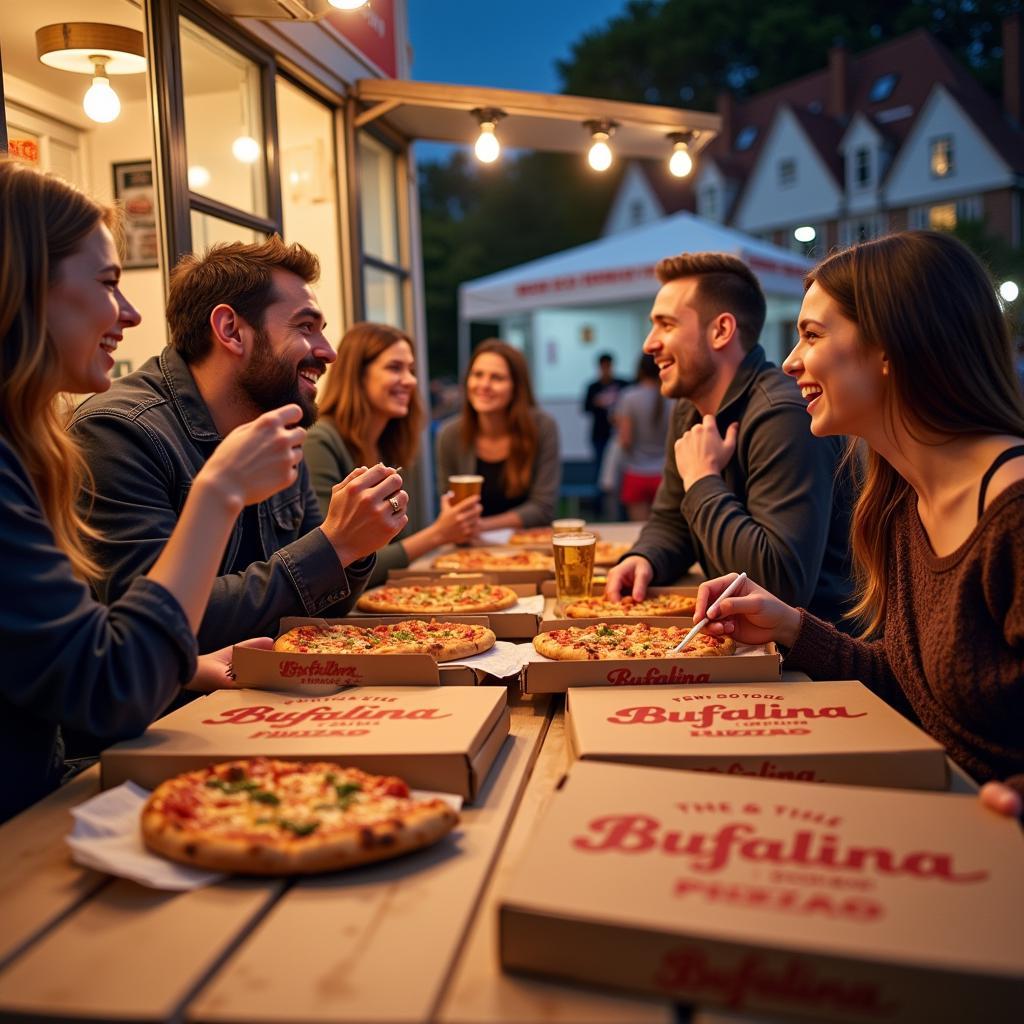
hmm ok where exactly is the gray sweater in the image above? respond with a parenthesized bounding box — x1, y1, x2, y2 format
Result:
(629, 345, 854, 625)
(434, 409, 561, 527)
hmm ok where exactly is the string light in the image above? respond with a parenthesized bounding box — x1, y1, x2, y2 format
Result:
(667, 131, 695, 178)
(585, 120, 617, 172)
(471, 108, 505, 164)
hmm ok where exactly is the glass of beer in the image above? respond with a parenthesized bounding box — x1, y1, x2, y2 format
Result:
(552, 517, 586, 534)
(449, 474, 483, 504)
(553, 531, 597, 605)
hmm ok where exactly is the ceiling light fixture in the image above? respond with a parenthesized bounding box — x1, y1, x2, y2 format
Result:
(36, 23, 146, 125)
(328, 0, 371, 8)
(471, 107, 505, 164)
(585, 120, 617, 172)
(667, 131, 695, 178)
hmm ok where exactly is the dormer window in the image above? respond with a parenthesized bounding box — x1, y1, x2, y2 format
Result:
(930, 136, 954, 177)
(869, 73, 898, 103)
(735, 125, 758, 151)
(778, 158, 796, 187)
(855, 146, 871, 187)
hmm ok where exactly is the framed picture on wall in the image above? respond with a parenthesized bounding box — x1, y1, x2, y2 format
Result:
(112, 160, 159, 269)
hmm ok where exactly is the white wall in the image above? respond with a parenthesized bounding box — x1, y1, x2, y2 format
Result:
(884, 86, 1012, 207)
(733, 107, 843, 233)
(840, 114, 884, 216)
(602, 164, 663, 236)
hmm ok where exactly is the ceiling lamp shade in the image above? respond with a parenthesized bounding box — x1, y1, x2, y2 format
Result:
(36, 23, 146, 75)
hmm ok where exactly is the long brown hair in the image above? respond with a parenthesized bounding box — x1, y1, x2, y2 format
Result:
(807, 231, 1024, 634)
(0, 158, 116, 581)
(460, 339, 538, 495)
(318, 322, 423, 467)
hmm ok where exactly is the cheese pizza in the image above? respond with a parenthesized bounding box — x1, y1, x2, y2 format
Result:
(561, 593, 697, 618)
(533, 622, 735, 660)
(356, 582, 518, 615)
(273, 620, 496, 661)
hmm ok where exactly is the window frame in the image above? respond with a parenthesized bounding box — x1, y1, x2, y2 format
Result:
(929, 135, 955, 179)
(778, 158, 797, 188)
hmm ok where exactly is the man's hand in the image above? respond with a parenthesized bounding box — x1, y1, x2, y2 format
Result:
(320, 464, 409, 566)
(604, 555, 654, 602)
(675, 415, 738, 490)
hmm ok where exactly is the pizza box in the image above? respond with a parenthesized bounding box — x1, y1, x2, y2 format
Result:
(520, 622, 782, 694)
(399, 549, 555, 584)
(498, 761, 1024, 1023)
(566, 681, 948, 790)
(101, 685, 510, 801)
(231, 615, 510, 690)
(540, 582, 699, 626)
(351, 576, 543, 640)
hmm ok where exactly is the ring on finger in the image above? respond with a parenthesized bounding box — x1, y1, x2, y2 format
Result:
(388, 495, 402, 515)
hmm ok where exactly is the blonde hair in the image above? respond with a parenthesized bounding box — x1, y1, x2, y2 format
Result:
(0, 158, 115, 580)
(318, 322, 424, 467)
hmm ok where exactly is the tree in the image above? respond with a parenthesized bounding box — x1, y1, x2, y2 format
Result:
(557, 0, 1021, 110)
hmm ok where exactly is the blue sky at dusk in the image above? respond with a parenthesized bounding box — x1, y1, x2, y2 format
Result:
(407, 0, 631, 162)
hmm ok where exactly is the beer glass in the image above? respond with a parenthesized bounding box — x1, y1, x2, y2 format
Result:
(553, 531, 597, 605)
(449, 474, 483, 504)
(552, 518, 586, 534)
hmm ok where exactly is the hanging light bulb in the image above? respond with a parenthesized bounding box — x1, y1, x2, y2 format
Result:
(584, 121, 617, 172)
(328, 0, 370, 8)
(470, 107, 505, 164)
(232, 135, 260, 164)
(667, 132, 695, 178)
(83, 56, 120, 124)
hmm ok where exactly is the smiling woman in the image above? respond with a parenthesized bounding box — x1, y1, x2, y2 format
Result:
(305, 322, 482, 585)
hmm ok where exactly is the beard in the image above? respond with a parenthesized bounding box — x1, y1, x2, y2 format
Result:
(236, 325, 322, 428)
(661, 340, 716, 401)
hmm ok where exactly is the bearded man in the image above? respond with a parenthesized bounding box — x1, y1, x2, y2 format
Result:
(605, 252, 854, 625)
(71, 238, 405, 653)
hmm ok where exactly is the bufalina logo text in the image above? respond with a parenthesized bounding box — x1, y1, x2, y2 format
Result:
(606, 703, 867, 728)
(605, 667, 711, 685)
(201, 704, 453, 726)
(572, 819, 987, 882)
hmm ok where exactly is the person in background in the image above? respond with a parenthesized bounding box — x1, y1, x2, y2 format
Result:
(435, 339, 560, 531)
(606, 252, 853, 624)
(0, 159, 302, 822)
(70, 238, 406, 655)
(614, 352, 672, 521)
(693, 232, 1024, 818)
(583, 351, 627, 490)
(305, 322, 481, 586)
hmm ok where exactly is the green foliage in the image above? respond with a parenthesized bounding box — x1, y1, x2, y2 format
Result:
(945, 220, 1024, 329)
(419, 150, 619, 378)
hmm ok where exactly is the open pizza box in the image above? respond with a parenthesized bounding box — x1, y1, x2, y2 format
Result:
(498, 760, 1024, 1022)
(540, 582, 700, 626)
(101, 685, 510, 801)
(352, 575, 543, 640)
(230, 615, 515, 690)
(566, 680, 949, 790)
(520, 621, 782, 695)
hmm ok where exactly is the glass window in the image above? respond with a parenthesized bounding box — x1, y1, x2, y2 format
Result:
(190, 210, 262, 251)
(735, 126, 758, 151)
(929, 204, 957, 230)
(700, 186, 717, 219)
(180, 17, 267, 217)
(276, 77, 343, 345)
(855, 147, 871, 187)
(869, 73, 899, 103)
(778, 158, 796, 187)
(364, 265, 405, 328)
(359, 133, 400, 264)
(930, 136, 954, 178)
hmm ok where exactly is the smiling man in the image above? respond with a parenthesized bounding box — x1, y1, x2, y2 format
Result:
(71, 238, 407, 653)
(605, 252, 854, 626)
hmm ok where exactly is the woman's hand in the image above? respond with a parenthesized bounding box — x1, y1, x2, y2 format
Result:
(979, 780, 1023, 818)
(184, 637, 276, 692)
(694, 573, 802, 647)
(434, 491, 482, 544)
(200, 404, 306, 510)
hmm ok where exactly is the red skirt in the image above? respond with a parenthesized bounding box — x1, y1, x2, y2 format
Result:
(620, 470, 662, 505)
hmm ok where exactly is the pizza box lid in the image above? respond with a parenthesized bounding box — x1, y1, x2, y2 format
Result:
(521, 623, 782, 693)
(540, 585, 700, 626)
(498, 760, 1024, 1022)
(230, 616, 508, 691)
(566, 681, 948, 790)
(351, 578, 543, 640)
(101, 685, 510, 800)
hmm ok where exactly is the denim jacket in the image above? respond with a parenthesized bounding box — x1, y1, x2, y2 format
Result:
(70, 347, 373, 653)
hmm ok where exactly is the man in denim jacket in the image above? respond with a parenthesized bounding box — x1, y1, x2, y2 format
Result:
(70, 238, 407, 654)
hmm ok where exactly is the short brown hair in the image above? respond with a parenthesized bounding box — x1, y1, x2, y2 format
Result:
(655, 252, 766, 351)
(167, 236, 320, 363)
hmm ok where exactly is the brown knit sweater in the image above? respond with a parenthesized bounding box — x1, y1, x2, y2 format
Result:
(787, 480, 1024, 798)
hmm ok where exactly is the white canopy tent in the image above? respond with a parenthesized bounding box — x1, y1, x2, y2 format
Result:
(457, 212, 811, 459)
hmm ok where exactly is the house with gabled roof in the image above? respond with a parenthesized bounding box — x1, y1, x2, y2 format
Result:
(607, 16, 1024, 257)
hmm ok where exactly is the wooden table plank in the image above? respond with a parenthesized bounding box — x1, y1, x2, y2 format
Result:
(438, 703, 676, 1024)
(0, 766, 108, 969)
(186, 694, 553, 1024)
